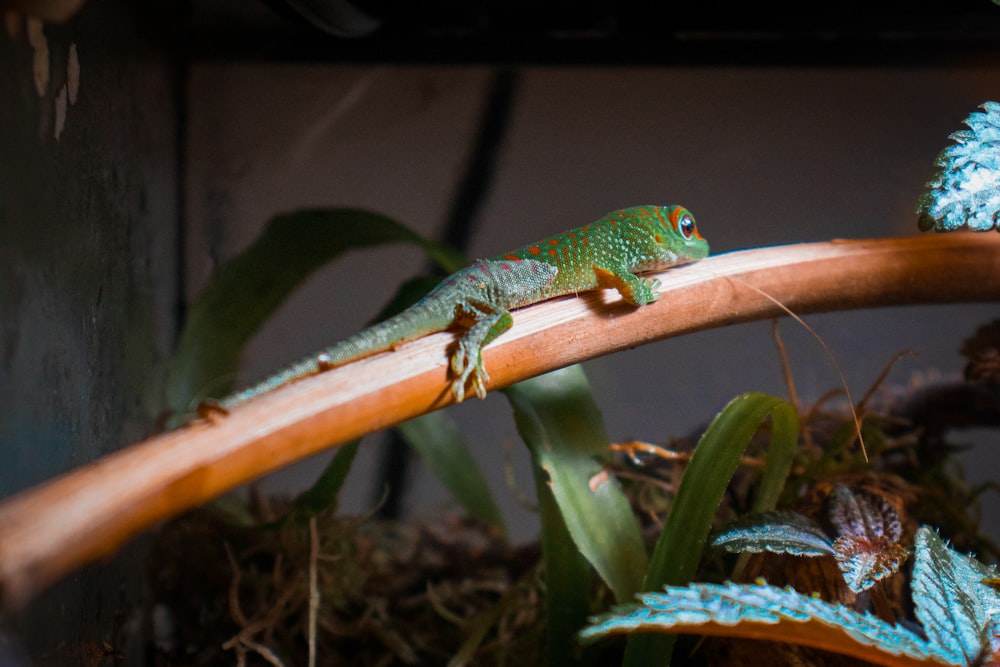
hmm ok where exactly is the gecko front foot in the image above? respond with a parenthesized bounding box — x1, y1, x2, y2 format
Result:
(642, 277, 662, 303)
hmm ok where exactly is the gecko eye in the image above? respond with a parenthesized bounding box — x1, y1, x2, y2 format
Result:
(678, 214, 696, 239)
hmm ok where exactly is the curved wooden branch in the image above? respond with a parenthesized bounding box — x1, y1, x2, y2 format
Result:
(1, 234, 998, 610)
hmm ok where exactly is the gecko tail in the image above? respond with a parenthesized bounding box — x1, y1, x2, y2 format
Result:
(217, 299, 454, 410)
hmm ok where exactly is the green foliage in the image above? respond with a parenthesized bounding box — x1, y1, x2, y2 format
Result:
(582, 526, 1000, 667)
(282, 440, 360, 524)
(624, 393, 798, 667)
(713, 484, 909, 594)
(164, 208, 465, 421)
(397, 412, 506, 537)
(165, 207, 501, 532)
(505, 366, 648, 605)
(917, 102, 1000, 232)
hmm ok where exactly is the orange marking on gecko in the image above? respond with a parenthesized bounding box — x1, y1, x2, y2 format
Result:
(547, 248, 558, 257)
(548, 238, 560, 245)
(528, 246, 542, 256)
(655, 207, 669, 229)
(503, 254, 520, 261)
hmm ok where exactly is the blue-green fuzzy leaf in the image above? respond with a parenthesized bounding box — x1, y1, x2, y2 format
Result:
(912, 526, 1000, 665)
(165, 208, 464, 421)
(580, 581, 954, 666)
(712, 510, 835, 557)
(917, 102, 1000, 232)
(397, 412, 506, 537)
(505, 366, 648, 604)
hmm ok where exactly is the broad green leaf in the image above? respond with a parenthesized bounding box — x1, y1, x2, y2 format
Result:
(533, 462, 595, 667)
(505, 366, 647, 605)
(624, 392, 798, 667)
(581, 581, 954, 667)
(397, 412, 506, 537)
(165, 208, 464, 420)
(712, 510, 835, 557)
(912, 526, 1000, 665)
(917, 102, 1000, 232)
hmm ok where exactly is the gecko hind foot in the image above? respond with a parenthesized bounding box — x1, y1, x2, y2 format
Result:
(450, 348, 490, 402)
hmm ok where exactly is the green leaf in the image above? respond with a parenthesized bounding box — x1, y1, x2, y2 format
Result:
(283, 440, 360, 524)
(624, 392, 798, 667)
(917, 102, 1000, 232)
(581, 581, 954, 666)
(165, 208, 464, 421)
(712, 510, 835, 557)
(397, 411, 506, 537)
(912, 526, 1000, 665)
(505, 366, 648, 605)
(533, 462, 595, 667)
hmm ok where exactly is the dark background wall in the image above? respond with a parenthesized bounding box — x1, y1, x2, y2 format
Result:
(0, 2, 177, 661)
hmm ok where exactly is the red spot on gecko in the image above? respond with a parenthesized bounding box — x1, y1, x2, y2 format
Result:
(529, 246, 542, 256)
(548, 238, 560, 245)
(503, 254, 520, 261)
(547, 248, 558, 257)
(654, 234, 663, 243)
(500, 262, 514, 271)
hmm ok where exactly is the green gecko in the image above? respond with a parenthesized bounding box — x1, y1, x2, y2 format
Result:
(218, 205, 708, 408)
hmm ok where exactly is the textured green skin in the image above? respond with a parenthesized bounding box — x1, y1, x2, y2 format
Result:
(220, 205, 708, 407)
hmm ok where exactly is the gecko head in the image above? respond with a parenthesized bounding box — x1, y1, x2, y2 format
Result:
(648, 205, 710, 265)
